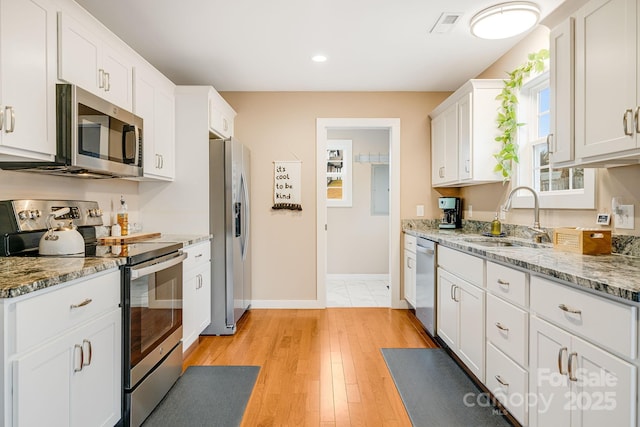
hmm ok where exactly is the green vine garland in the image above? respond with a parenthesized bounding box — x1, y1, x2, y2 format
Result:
(494, 48, 549, 181)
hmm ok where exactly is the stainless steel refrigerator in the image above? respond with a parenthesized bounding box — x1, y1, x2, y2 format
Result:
(202, 137, 251, 335)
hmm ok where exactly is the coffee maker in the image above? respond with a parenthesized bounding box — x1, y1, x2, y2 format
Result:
(438, 197, 462, 229)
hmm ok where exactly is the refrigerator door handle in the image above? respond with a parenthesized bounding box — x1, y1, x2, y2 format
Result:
(240, 172, 250, 259)
(234, 202, 242, 238)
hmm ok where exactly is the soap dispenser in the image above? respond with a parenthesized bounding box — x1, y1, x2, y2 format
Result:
(491, 213, 502, 236)
(117, 195, 129, 236)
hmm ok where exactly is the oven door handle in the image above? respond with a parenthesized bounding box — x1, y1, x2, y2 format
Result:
(130, 252, 188, 279)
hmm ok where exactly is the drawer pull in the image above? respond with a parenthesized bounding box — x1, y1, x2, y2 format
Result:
(558, 347, 567, 375)
(195, 253, 203, 258)
(70, 298, 93, 309)
(495, 322, 509, 332)
(497, 279, 509, 287)
(494, 375, 509, 387)
(558, 303, 581, 315)
(568, 352, 578, 382)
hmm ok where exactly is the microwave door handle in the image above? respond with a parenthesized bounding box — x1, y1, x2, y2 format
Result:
(121, 124, 138, 164)
(130, 252, 188, 279)
(134, 125, 141, 165)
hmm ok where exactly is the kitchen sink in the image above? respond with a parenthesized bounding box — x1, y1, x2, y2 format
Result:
(463, 238, 521, 247)
(461, 236, 551, 249)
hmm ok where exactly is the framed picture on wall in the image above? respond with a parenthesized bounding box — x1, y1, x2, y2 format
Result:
(326, 140, 352, 207)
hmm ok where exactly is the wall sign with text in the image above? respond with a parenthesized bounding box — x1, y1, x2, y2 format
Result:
(272, 160, 302, 211)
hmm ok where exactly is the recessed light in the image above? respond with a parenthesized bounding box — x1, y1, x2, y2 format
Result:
(470, 2, 540, 40)
(312, 54, 328, 63)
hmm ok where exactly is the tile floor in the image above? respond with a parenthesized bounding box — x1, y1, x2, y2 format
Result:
(326, 274, 390, 307)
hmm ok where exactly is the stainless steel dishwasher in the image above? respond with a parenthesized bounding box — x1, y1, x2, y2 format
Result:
(415, 237, 437, 336)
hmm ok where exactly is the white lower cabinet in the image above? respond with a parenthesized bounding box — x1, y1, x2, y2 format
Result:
(529, 316, 636, 427)
(182, 241, 212, 351)
(486, 342, 528, 426)
(13, 309, 121, 427)
(403, 234, 417, 307)
(437, 267, 485, 381)
(3, 269, 122, 427)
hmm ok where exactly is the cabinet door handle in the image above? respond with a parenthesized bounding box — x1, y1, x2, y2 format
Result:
(624, 109, 634, 136)
(558, 303, 581, 315)
(452, 285, 459, 302)
(5, 107, 15, 133)
(450, 284, 455, 300)
(70, 298, 93, 309)
(557, 346, 567, 375)
(494, 375, 509, 387)
(98, 69, 105, 88)
(0, 106, 3, 131)
(74, 344, 84, 372)
(464, 159, 470, 173)
(82, 339, 92, 367)
(497, 279, 509, 287)
(635, 107, 640, 134)
(439, 167, 445, 178)
(568, 352, 578, 381)
(495, 322, 509, 332)
(223, 117, 228, 131)
(105, 72, 111, 92)
(546, 133, 554, 154)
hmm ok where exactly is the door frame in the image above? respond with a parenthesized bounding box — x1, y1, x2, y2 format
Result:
(316, 118, 405, 308)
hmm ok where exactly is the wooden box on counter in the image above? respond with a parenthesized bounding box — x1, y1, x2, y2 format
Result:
(553, 227, 611, 255)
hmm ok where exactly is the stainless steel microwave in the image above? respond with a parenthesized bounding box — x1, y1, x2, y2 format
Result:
(0, 84, 143, 178)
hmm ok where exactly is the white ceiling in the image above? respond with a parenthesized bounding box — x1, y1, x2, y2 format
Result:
(74, 0, 567, 92)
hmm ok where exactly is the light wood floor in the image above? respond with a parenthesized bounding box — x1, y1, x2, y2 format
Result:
(183, 308, 438, 426)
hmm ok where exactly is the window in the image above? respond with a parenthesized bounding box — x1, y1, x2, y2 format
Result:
(512, 71, 595, 210)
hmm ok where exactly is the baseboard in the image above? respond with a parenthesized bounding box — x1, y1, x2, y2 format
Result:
(250, 299, 325, 309)
(327, 274, 390, 281)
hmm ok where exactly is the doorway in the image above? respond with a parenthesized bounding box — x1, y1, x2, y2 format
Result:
(316, 118, 404, 309)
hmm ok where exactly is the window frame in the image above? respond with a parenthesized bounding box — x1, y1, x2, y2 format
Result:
(511, 71, 596, 210)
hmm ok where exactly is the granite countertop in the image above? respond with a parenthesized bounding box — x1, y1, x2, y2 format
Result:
(0, 257, 125, 299)
(404, 226, 640, 303)
(0, 234, 212, 299)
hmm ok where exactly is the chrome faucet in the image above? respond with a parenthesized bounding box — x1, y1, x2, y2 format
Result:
(503, 186, 550, 242)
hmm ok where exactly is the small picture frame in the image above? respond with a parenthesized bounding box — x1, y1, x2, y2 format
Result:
(596, 213, 611, 225)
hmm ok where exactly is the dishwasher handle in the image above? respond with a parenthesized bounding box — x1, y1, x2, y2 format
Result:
(416, 246, 435, 255)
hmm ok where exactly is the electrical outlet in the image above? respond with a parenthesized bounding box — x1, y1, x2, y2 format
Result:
(615, 205, 635, 229)
(416, 205, 424, 217)
(468, 205, 472, 218)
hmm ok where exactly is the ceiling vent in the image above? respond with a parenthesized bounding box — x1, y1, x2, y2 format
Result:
(430, 12, 463, 34)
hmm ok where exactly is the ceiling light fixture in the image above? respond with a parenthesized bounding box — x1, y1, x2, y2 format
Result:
(312, 54, 328, 63)
(470, 1, 540, 40)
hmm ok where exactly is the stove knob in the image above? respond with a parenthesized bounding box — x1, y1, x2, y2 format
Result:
(88, 208, 103, 218)
(29, 210, 41, 219)
(95, 208, 103, 217)
(18, 210, 29, 220)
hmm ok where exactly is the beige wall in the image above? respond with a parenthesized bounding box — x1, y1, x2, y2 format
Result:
(326, 128, 389, 275)
(221, 92, 448, 300)
(461, 26, 640, 235)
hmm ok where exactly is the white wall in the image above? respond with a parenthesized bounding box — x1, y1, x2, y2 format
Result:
(0, 169, 139, 227)
(326, 128, 389, 274)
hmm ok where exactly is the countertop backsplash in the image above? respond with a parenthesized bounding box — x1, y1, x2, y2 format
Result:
(402, 219, 640, 257)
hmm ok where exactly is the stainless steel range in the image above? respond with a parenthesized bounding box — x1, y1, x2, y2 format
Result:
(0, 200, 186, 427)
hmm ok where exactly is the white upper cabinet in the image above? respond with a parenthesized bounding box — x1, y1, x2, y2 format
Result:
(209, 88, 236, 139)
(133, 62, 176, 180)
(0, 0, 57, 162)
(58, 11, 134, 110)
(549, 17, 575, 166)
(431, 103, 458, 186)
(573, 0, 640, 164)
(430, 79, 503, 187)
